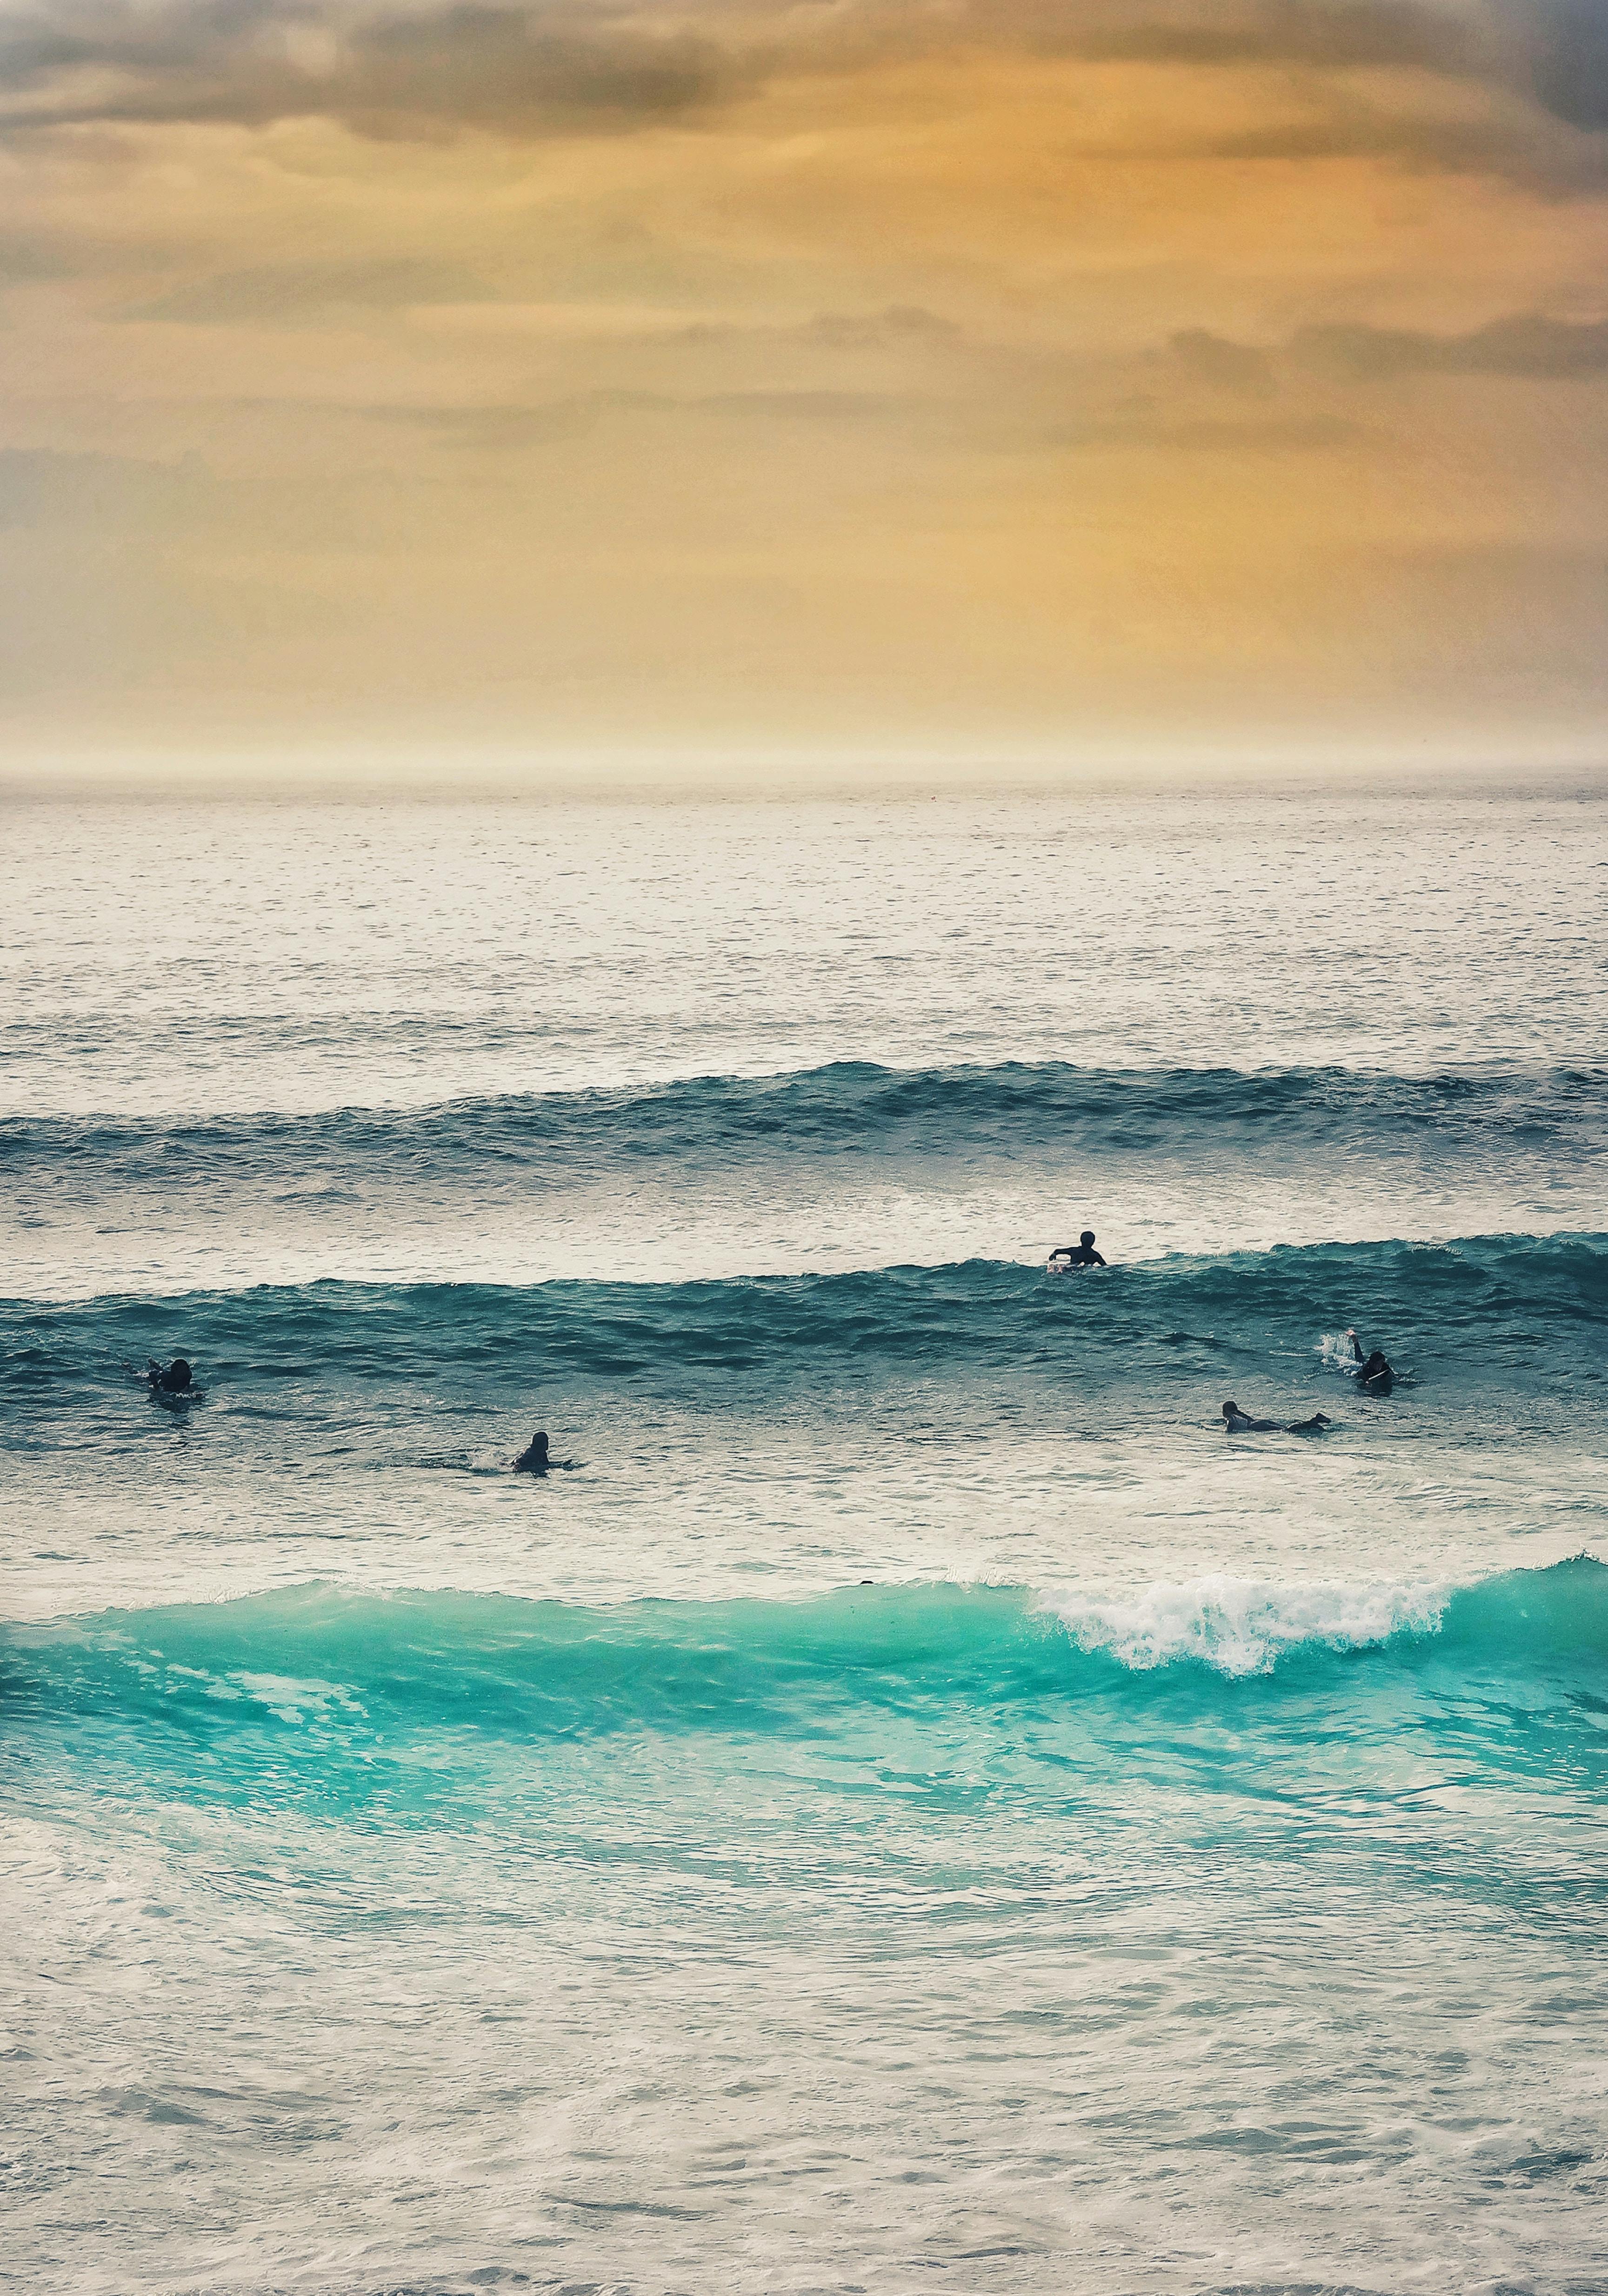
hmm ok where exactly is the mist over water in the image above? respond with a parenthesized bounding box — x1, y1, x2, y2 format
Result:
(4, 789, 1608, 2296)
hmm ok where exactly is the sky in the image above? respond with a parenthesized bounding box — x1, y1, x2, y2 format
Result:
(2, 0, 1607, 771)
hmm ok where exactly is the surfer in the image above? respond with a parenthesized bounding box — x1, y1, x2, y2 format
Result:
(1052, 1230, 1107, 1268)
(512, 1430, 551, 1475)
(146, 1357, 196, 1395)
(1223, 1401, 1332, 1434)
(1222, 1400, 1279, 1431)
(1357, 1350, 1394, 1395)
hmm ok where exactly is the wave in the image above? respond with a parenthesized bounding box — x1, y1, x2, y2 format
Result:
(5, 1232, 1605, 1392)
(8, 1058, 1602, 1302)
(1044, 1574, 1449, 1675)
(3, 1564, 1602, 1761)
(5, 1058, 1604, 1183)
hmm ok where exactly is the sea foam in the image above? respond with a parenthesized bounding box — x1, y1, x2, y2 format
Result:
(1041, 1573, 1449, 1677)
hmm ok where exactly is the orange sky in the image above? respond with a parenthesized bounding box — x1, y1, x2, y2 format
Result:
(3, 0, 1607, 768)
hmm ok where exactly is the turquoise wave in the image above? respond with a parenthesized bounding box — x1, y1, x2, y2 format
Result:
(6, 1560, 1604, 1762)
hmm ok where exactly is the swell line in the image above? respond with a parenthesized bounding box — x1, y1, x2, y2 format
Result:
(5, 1058, 1606, 1173)
(4, 1233, 1605, 1386)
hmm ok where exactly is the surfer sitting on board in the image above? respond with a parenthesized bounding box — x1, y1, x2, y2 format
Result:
(1223, 1401, 1332, 1435)
(1051, 1230, 1106, 1268)
(512, 1431, 551, 1474)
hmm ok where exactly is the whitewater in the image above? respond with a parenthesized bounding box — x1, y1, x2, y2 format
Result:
(3, 787, 1607, 2296)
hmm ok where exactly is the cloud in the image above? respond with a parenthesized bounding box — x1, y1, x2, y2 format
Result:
(0, 234, 80, 282)
(992, 0, 1608, 147)
(1528, 0, 1608, 131)
(0, 445, 215, 527)
(1058, 0, 1484, 74)
(1164, 328, 1277, 395)
(1293, 310, 1608, 375)
(366, 386, 909, 447)
(0, 0, 747, 138)
(120, 256, 499, 322)
(1054, 407, 1361, 451)
(1112, 308, 1608, 389)
(671, 305, 962, 350)
(798, 305, 961, 350)
(0, 1, 1601, 200)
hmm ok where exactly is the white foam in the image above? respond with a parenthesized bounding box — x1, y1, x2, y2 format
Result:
(1039, 1573, 1449, 1677)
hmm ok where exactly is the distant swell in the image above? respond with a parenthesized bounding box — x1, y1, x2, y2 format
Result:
(5, 1058, 1606, 1180)
(5, 1232, 1605, 1388)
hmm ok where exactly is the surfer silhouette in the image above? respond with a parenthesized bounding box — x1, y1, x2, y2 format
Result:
(512, 1430, 551, 1474)
(146, 1357, 197, 1395)
(1052, 1230, 1106, 1268)
(1223, 1401, 1331, 1435)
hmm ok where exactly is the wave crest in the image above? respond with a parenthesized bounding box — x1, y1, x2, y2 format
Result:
(1043, 1574, 1448, 1677)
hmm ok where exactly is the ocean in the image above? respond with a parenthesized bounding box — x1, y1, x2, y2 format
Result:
(3, 786, 1607, 2295)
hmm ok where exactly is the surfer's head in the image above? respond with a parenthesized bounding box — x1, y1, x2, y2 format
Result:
(1221, 1400, 1239, 1420)
(163, 1359, 193, 1391)
(1080, 1230, 1095, 1248)
(528, 1430, 549, 1459)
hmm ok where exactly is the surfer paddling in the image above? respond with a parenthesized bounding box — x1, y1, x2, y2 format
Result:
(145, 1357, 198, 1396)
(1340, 1330, 1396, 1394)
(1222, 1401, 1332, 1435)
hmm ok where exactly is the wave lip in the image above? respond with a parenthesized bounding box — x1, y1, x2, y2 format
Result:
(1042, 1574, 1450, 1677)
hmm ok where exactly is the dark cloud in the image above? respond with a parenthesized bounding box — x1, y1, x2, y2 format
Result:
(1528, 0, 1608, 131)
(1018, 0, 1608, 147)
(0, 0, 1603, 178)
(1060, 0, 1483, 74)
(335, 6, 741, 134)
(120, 256, 499, 322)
(1294, 310, 1608, 375)
(0, 0, 746, 137)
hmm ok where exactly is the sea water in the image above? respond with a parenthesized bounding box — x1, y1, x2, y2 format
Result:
(3, 787, 1607, 2295)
